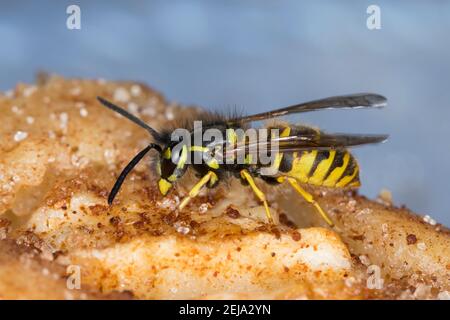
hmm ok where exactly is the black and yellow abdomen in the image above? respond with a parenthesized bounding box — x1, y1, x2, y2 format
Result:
(277, 149, 360, 188)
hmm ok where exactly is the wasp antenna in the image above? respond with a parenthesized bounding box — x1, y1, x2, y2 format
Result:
(97, 96, 161, 140)
(108, 143, 162, 205)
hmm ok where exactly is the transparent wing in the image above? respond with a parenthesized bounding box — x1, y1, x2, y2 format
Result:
(222, 131, 388, 159)
(227, 93, 387, 124)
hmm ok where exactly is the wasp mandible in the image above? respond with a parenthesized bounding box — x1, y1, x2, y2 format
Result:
(97, 93, 387, 226)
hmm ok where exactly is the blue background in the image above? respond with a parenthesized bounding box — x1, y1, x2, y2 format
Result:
(1, 1, 449, 226)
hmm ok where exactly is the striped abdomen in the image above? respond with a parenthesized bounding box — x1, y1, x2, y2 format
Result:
(277, 149, 360, 188)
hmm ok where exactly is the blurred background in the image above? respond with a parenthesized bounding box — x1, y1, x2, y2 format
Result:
(0, 1, 449, 226)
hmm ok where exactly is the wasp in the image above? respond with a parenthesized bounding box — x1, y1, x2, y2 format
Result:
(97, 93, 387, 226)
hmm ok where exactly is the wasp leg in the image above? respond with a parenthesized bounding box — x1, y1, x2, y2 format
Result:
(286, 177, 334, 226)
(179, 171, 218, 210)
(240, 169, 274, 224)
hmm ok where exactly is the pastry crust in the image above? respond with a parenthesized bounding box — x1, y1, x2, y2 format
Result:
(0, 76, 448, 299)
